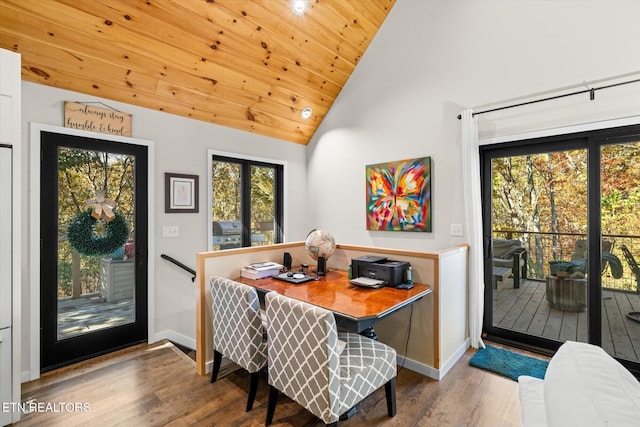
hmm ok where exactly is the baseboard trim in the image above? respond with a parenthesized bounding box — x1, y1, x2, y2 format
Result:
(151, 330, 196, 350)
(438, 338, 470, 379)
(21, 370, 34, 383)
(396, 355, 440, 379)
(151, 330, 239, 377)
(397, 338, 470, 380)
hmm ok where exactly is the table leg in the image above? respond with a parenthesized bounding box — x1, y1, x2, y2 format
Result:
(340, 406, 358, 420)
(360, 326, 377, 340)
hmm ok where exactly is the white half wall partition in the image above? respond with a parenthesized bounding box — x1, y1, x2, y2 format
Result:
(195, 242, 469, 380)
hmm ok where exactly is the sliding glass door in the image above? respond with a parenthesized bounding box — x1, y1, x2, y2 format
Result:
(483, 140, 590, 350)
(482, 125, 640, 374)
(599, 137, 640, 365)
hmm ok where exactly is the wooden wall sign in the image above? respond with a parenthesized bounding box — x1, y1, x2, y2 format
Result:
(64, 101, 132, 136)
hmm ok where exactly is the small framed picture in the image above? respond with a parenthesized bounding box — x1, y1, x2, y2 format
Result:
(165, 173, 199, 213)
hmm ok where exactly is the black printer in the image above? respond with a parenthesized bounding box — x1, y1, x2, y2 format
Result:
(350, 255, 409, 287)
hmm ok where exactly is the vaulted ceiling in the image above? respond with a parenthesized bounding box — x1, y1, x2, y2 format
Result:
(0, 0, 395, 144)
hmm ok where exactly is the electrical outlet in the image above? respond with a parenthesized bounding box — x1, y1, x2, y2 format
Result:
(162, 225, 179, 237)
(450, 223, 463, 236)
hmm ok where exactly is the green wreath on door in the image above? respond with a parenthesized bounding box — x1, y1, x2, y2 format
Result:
(67, 208, 129, 257)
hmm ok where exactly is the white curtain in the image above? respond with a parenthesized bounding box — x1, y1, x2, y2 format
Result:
(460, 109, 485, 349)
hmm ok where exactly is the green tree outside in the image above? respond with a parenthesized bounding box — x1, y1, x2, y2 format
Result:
(492, 141, 640, 291)
(57, 148, 135, 298)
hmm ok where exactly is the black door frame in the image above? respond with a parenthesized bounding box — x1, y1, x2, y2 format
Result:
(480, 124, 640, 375)
(39, 130, 149, 371)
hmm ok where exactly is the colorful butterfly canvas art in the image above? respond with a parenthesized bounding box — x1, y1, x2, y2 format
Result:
(366, 157, 431, 232)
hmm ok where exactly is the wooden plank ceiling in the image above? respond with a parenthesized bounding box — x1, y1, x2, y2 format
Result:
(0, 0, 395, 144)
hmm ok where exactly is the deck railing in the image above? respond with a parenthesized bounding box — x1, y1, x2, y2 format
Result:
(493, 230, 640, 292)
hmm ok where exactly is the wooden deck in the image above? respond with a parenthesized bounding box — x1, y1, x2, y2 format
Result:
(494, 278, 640, 362)
(57, 293, 134, 340)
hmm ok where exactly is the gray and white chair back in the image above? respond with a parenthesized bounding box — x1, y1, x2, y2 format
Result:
(264, 291, 397, 426)
(210, 276, 267, 411)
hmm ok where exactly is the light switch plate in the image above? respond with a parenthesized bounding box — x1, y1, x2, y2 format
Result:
(450, 224, 463, 236)
(162, 225, 179, 237)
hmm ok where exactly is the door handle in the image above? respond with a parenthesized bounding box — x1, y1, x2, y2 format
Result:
(485, 238, 492, 259)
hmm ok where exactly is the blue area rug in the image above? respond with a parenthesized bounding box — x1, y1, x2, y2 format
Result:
(469, 345, 549, 381)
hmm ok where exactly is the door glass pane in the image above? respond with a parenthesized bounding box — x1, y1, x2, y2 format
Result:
(57, 147, 135, 340)
(601, 141, 640, 363)
(250, 165, 276, 247)
(211, 160, 243, 250)
(491, 150, 588, 343)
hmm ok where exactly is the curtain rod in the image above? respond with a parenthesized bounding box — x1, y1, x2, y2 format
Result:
(456, 77, 640, 120)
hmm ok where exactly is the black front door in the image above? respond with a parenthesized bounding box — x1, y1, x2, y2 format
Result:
(40, 130, 148, 371)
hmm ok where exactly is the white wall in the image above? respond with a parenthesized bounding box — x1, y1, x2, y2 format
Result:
(307, 0, 640, 251)
(19, 82, 310, 376)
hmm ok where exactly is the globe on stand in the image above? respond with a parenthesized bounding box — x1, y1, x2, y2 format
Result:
(305, 229, 336, 267)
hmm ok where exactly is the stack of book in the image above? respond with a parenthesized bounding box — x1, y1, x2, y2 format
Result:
(240, 261, 283, 280)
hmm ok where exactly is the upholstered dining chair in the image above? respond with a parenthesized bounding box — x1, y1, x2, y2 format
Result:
(264, 291, 397, 427)
(210, 276, 268, 412)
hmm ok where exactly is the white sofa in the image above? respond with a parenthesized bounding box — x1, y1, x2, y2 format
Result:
(519, 341, 640, 426)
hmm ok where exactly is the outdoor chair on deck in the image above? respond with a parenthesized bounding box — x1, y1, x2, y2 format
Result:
(492, 239, 527, 289)
(571, 239, 615, 276)
(620, 245, 640, 323)
(210, 276, 268, 412)
(546, 239, 623, 312)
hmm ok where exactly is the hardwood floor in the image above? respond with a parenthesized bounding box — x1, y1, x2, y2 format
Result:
(15, 340, 523, 426)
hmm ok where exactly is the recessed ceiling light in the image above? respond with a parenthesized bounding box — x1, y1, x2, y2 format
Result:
(301, 107, 312, 119)
(292, 0, 308, 16)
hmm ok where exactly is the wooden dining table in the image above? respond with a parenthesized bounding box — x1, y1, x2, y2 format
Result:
(236, 268, 431, 335)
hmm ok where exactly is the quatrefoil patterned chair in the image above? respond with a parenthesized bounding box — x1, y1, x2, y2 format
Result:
(210, 276, 267, 412)
(264, 291, 397, 427)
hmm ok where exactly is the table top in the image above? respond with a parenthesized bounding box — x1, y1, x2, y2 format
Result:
(236, 269, 431, 324)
